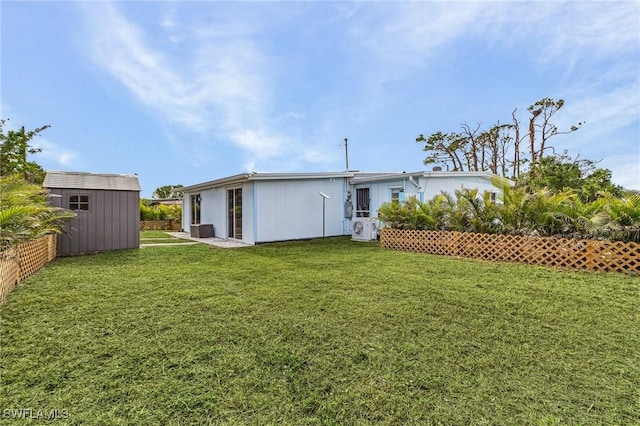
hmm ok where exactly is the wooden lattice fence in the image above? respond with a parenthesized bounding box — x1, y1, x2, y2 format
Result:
(0, 235, 57, 302)
(140, 220, 181, 231)
(380, 229, 640, 274)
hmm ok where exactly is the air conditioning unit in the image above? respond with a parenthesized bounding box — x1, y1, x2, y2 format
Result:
(352, 218, 377, 241)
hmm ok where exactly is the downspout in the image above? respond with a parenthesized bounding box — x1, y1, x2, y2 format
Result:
(182, 194, 189, 232)
(252, 181, 258, 244)
(422, 172, 431, 202)
(343, 176, 351, 235)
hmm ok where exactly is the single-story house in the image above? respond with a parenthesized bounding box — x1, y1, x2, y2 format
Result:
(181, 170, 510, 245)
(44, 171, 141, 255)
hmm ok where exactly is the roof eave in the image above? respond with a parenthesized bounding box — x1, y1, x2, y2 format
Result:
(182, 171, 358, 192)
(181, 173, 253, 193)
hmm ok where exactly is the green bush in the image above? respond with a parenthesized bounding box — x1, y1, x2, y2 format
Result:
(377, 186, 640, 243)
(140, 202, 160, 221)
(140, 201, 182, 221)
(0, 175, 76, 248)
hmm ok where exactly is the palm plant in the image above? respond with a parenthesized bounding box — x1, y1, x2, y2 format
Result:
(543, 190, 610, 239)
(492, 185, 533, 235)
(452, 188, 502, 234)
(497, 186, 566, 237)
(0, 175, 75, 249)
(377, 177, 639, 243)
(377, 200, 406, 229)
(377, 197, 436, 230)
(600, 191, 640, 242)
(427, 192, 457, 231)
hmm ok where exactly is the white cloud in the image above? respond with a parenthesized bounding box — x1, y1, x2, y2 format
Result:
(160, 10, 176, 29)
(230, 129, 289, 160)
(535, 3, 639, 68)
(562, 82, 639, 138)
(76, 1, 638, 181)
(81, 3, 203, 127)
(348, 2, 638, 79)
(31, 138, 79, 168)
(341, 2, 639, 186)
(78, 2, 284, 164)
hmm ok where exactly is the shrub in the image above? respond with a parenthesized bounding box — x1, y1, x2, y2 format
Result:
(140, 202, 182, 222)
(377, 186, 640, 243)
(0, 175, 75, 249)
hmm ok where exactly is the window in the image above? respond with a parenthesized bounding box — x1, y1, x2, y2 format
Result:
(391, 188, 403, 204)
(356, 187, 370, 217)
(190, 194, 201, 225)
(69, 195, 89, 211)
(489, 192, 497, 204)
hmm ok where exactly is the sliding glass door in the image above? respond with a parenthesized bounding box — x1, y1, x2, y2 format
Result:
(227, 188, 242, 239)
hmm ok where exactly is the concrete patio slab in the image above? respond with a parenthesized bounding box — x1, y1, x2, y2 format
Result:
(165, 232, 251, 248)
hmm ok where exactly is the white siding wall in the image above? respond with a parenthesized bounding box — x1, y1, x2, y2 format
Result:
(182, 188, 227, 238)
(365, 179, 408, 219)
(420, 175, 498, 200)
(255, 179, 346, 243)
(200, 188, 226, 237)
(363, 175, 500, 219)
(242, 183, 254, 244)
(182, 173, 502, 244)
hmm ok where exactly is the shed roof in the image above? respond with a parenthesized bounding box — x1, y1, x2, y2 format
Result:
(43, 171, 141, 191)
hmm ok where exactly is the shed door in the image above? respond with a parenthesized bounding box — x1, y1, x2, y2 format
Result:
(227, 188, 242, 239)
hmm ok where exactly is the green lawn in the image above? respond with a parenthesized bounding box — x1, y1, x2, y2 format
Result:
(1, 237, 638, 424)
(140, 230, 194, 245)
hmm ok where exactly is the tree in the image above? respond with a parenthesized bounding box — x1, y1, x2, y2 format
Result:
(416, 98, 583, 181)
(0, 119, 50, 184)
(526, 98, 583, 165)
(152, 184, 184, 199)
(519, 155, 622, 202)
(0, 175, 76, 249)
(415, 131, 467, 171)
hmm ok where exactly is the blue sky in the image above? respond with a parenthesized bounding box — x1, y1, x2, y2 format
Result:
(2, 1, 638, 197)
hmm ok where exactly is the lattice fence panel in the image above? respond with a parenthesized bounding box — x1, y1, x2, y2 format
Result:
(380, 229, 459, 256)
(47, 234, 57, 262)
(0, 247, 19, 302)
(0, 235, 57, 303)
(588, 240, 640, 273)
(140, 220, 181, 231)
(15, 237, 50, 281)
(380, 229, 640, 274)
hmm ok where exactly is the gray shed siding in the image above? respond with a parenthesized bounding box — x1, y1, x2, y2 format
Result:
(49, 188, 140, 255)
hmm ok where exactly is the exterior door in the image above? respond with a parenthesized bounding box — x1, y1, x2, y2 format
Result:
(227, 188, 242, 239)
(356, 187, 370, 217)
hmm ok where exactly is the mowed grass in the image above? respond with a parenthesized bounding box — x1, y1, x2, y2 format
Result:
(140, 230, 194, 245)
(0, 237, 638, 425)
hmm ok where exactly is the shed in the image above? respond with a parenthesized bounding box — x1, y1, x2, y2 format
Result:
(43, 171, 141, 255)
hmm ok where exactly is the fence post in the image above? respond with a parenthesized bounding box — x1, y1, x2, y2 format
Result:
(453, 231, 459, 256)
(585, 240, 595, 271)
